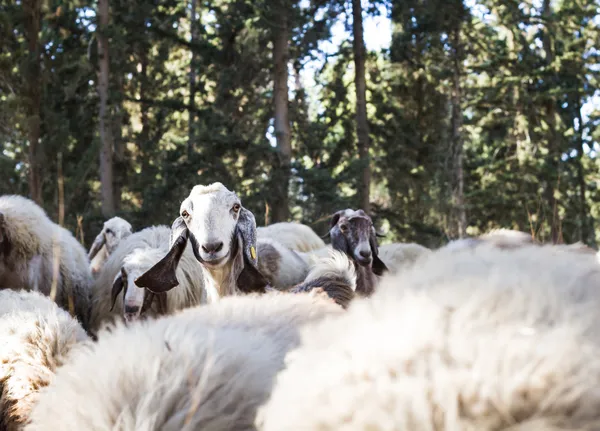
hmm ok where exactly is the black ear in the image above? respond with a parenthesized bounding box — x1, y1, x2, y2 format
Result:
(88, 231, 106, 260)
(231, 226, 268, 294)
(375, 232, 386, 238)
(140, 290, 154, 314)
(369, 233, 388, 276)
(156, 292, 168, 313)
(134, 216, 189, 293)
(0, 212, 9, 257)
(110, 272, 125, 311)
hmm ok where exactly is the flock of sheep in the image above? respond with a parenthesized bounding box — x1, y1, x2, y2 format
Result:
(1, 181, 600, 429)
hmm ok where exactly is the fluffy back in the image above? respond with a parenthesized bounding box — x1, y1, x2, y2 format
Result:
(27, 293, 341, 431)
(377, 242, 431, 274)
(258, 243, 600, 430)
(0, 289, 89, 430)
(0, 195, 93, 331)
(257, 222, 325, 252)
(256, 237, 309, 289)
(289, 250, 357, 309)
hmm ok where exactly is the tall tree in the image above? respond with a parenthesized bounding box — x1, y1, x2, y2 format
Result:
(450, 24, 466, 237)
(352, 0, 370, 213)
(97, 0, 115, 217)
(271, 0, 292, 222)
(22, 0, 43, 204)
(188, 0, 199, 157)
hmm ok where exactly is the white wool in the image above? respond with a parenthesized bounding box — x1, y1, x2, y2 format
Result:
(258, 243, 600, 430)
(377, 242, 431, 274)
(256, 237, 309, 289)
(0, 289, 89, 430)
(89, 216, 133, 277)
(26, 293, 342, 431)
(303, 249, 357, 292)
(0, 195, 93, 331)
(257, 222, 325, 253)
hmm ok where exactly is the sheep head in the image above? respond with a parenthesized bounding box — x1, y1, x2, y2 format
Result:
(323, 209, 388, 276)
(89, 217, 133, 261)
(134, 182, 268, 294)
(110, 249, 168, 322)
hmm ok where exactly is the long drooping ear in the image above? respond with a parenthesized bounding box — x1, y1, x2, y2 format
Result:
(88, 232, 106, 260)
(369, 233, 388, 276)
(233, 235, 269, 293)
(375, 232, 386, 238)
(236, 207, 259, 271)
(134, 216, 189, 293)
(110, 272, 125, 311)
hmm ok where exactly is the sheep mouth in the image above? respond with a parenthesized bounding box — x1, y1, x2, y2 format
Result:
(355, 256, 372, 267)
(201, 252, 230, 268)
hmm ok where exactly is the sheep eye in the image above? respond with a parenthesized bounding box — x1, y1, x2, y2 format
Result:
(232, 204, 241, 213)
(339, 224, 348, 232)
(182, 210, 190, 218)
(105, 228, 113, 235)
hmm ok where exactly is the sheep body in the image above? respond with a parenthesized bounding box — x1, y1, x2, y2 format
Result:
(0, 195, 93, 330)
(257, 222, 325, 252)
(258, 242, 600, 430)
(26, 292, 343, 431)
(89, 216, 133, 277)
(0, 289, 89, 430)
(89, 225, 205, 333)
(256, 238, 309, 289)
(377, 242, 431, 273)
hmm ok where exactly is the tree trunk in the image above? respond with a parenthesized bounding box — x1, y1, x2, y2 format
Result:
(97, 0, 115, 217)
(188, 0, 199, 158)
(113, 74, 125, 211)
(271, 4, 291, 223)
(450, 27, 467, 238)
(575, 94, 595, 246)
(541, 0, 559, 243)
(22, 0, 43, 205)
(352, 0, 370, 214)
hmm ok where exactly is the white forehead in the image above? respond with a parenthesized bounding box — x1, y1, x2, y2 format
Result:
(104, 217, 132, 234)
(183, 182, 240, 212)
(122, 248, 165, 275)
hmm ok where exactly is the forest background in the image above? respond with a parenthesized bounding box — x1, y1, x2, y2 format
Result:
(1, 0, 599, 249)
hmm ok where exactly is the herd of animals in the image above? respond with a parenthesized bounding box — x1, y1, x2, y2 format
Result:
(1, 181, 600, 429)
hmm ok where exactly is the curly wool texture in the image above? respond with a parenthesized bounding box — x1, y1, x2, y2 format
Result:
(258, 242, 600, 431)
(26, 292, 343, 431)
(0, 289, 89, 431)
(0, 195, 93, 330)
(257, 222, 325, 253)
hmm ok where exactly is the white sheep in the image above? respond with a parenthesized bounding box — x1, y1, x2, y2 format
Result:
(0, 194, 93, 331)
(255, 237, 310, 289)
(444, 228, 535, 251)
(258, 242, 600, 430)
(25, 290, 344, 431)
(88, 216, 133, 277)
(88, 225, 205, 334)
(0, 289, 89, 430)
(136, 183, 359, 309)
(257, 221, 325, 252)
(377, 242, 431, 273)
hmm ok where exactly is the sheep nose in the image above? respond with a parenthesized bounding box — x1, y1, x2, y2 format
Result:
(202, 241, 224, 254)
(359, 249, 372, 259)
(124, 305, 140, 315)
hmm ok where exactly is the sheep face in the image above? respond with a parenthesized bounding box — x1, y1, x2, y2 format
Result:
(110, 251, 167, 322)
(134, 182, 268, 295)
(89, 217, 133, 261)
(326, 209, 388, 276)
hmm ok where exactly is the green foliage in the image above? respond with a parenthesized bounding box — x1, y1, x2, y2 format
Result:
(0, 0, 599, 248)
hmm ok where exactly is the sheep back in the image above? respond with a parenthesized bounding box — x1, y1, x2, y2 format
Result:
(257, 243, 600, 430)
(26, 293, 342, 431)
(0, 289, 89, 430)
(257, 222, 325, 252)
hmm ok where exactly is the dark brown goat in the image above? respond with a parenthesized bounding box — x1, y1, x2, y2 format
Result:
(323, 209, 388, 296)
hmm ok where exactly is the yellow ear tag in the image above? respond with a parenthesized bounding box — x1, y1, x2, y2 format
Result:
(250, 246, 256, 260)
